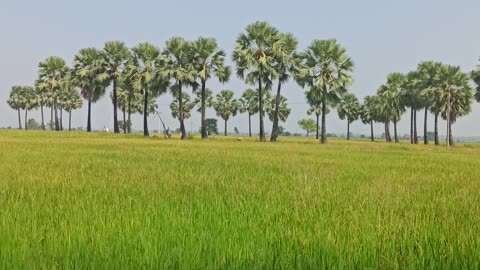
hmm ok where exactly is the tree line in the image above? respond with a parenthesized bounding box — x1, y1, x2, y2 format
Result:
(6, 21, 480, 145)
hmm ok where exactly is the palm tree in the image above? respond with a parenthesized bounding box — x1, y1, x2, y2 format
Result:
(194, 88, 214, 113)
(130, 42, 167, 137)
(424, 64, 473, 148)
(233, 21, 280, 142)
(270, 33, 299, 142)
(360, 96, 377, 142)
(403, 71, 424, 144)
(266, 95, 291, 124)
(60, 85, 83, 131)
(7, 86, 24, 129)
(337, 93, 360, 140)
(34, 84, 49, 130)
(191, 37, 231, 139)
(305, 87, 324, 140)
(170, 91, 195, 121)
(16, 86, 38, 130)
(378, 73, 406, 143)
(296, 39, 354, 144)
(99, 41, 131, 133)
(36, 56, 69, 131)
(159, 37, 197, 140)
(239, 89, 258, 137)
(213, 90, 239, 136)
(72, 48, 107, 132)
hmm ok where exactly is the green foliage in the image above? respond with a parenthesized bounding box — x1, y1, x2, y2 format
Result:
(26, 118, 41, 130)
(170, 91, 194, 120)
(204, 118, 218, 135)
(297, 118, 316, 136)
(213, 90, 239, 121)
(265, 95, 291, 122)
(337, 93, 360, 123)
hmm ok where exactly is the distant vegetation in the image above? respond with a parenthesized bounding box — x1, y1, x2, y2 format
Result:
(5, 21, 480, 147)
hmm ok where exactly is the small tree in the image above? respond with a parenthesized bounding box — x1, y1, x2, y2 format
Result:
(214, 90, 239, 136)
(298, 119, 316, 137)
(204, 118, 218, 135)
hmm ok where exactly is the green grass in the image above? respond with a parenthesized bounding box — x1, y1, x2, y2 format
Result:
(1, 130, 479, 269)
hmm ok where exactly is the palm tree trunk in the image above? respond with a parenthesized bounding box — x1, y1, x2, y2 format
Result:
(423, 107, 428, 144)
(113, 77, 119, 133)
(24, 109, 28, 130)
(201, 79, 208, 139)
(127, 95, 132, 133)
(321, 88, 327, 144)
(143, 88, 149, 137)
(178, 81, 186, 140)
(41, 104, 45, 130)
(270, 79, 282, 142)
(87, 99, 92, 132)
(248, 113, 252, 137)
(69, 110, 72, 131)
(316, 113, 320, 140)
(17, 109, 22, 130)
(347, 120, 350, 140)
(370, 120, 374, 142)
(414, 110, 418, 144)
(258, 77, 265, 142)
(394, 121, 398, 143)
(123, 108, 126, 134)
(449, 121, 454, 146)
(50, 106, 53, 130)
(446, 94, 451, 148)
(60, 108, 63, 131)
(54, 99, 60, 131)
(434, 112, 439, 145)
(410, 108, 414, 144)
(224, 119, 227, 136)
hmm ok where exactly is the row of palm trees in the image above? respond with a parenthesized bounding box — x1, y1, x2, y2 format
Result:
(324, 62, 476, 147)
(5, 21, 480, 145)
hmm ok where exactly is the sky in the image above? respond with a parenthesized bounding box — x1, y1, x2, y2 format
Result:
(1, 0, 479, 137)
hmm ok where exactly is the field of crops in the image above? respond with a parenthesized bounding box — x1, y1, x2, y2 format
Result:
(0, 130, 479, 269)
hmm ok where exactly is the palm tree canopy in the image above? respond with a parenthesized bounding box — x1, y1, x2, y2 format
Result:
(192, 37, 231, 83)
(159, 37, 197, 89)
(232, 21, 280, 88)
(98, 41, 131, 83)
(271, 32, 299, 83)
(377, 72, 406, 123)
(239, 88, 259, 115)
(337, 93, 360, 123)
(360, 96, 378, 124)
(72, 48, 107, 103)
(472, 63, 480, 102)
(296, 39, 354, 92)
(7, 86, 25, 110)
(36, 56, 69, 98)
(214, 90, 239, 121)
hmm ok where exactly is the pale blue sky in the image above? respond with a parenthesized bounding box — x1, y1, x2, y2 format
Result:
(1, 0, 479, 136)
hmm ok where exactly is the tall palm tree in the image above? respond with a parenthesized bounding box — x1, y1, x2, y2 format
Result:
(72, 48, 107, 132)
(130, 42, 166, 137)
(36, 56, 69, 131)
(16, 86, 38, 130)
(60, 85, 83, 131)
(213, 90, 239, 136)
(403, 71, 424, 144)
(191, 37, 231, 139)
(270, 33, 299, 142)
(377, 73, 406, 143)
(239, 89, 258, 137)
(305, 87, 324, 140)
(159, 37, 197, 140)
(99, 41, 131, 133)
(7, 86, 24, 129)
(296, 39, 354, 144)
(424, 64, 473, 148)
(232, 21, 279, 142)
(417, 61, 442, 144)
(34, 84, 49, 130)
(337, 93, 360, 140)
(360, 96, 377, 142)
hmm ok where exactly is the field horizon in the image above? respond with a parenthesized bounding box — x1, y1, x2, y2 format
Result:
(1, 130, 479, 269)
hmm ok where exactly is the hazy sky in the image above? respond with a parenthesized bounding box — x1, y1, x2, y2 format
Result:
(1, 0, 479, 136)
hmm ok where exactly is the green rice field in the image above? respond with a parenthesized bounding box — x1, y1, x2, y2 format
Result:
(0, 130, 479, 269)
